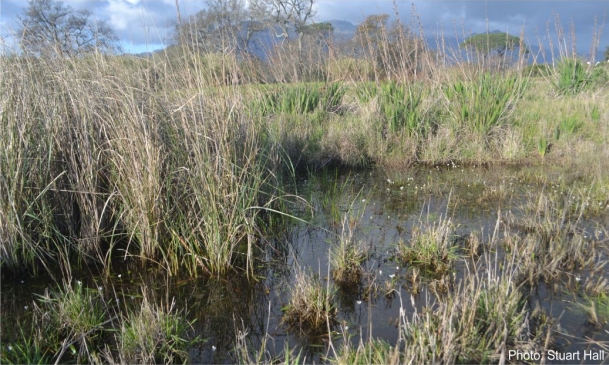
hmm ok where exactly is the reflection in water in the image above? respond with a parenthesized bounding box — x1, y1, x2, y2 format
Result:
(2, 165, 608, 362)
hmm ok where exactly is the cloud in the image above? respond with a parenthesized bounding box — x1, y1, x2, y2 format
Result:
(0, 0, 606, 56)
(104, 0, 179, 46)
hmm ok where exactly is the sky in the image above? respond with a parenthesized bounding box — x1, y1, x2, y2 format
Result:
(1, 0, 608, 61)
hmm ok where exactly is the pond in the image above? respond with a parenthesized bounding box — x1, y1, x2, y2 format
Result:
(2, 164, 608, 363)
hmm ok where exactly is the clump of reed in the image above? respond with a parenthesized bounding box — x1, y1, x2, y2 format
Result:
(505, 191, 599, 285)
(1, 280, 197, 364)
(282, 267, 338, 337)
(112, 295, 195, 364)
(396, 214, 459, 276)
(35, 281, 112, 363)
(0, 47, 287, 278)
(1, 280, 112, 364)
(576, 293, 609, 329)
(330, 338, 399, 365)
(330, 218, 367, 289)
(235, 331, 305, 365)
(398, 251, 544, 364)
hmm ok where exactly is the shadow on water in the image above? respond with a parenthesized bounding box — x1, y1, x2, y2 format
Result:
(2, 164, 608, 363)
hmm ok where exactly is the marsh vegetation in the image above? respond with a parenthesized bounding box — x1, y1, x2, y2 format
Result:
(2, 3, 609, 363)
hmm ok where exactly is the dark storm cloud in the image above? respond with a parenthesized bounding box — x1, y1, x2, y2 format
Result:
(1, 0, 607, 57)
(318, 1, 607, 60)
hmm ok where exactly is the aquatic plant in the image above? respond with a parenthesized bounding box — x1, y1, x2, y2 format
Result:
(0, 321, 53, 365)
(330, 338, 398, 365)
(576, 293, 609, 328)
(35, 281, 110, 363)
(396, 215, 459, 276)
(116, 294, 196, 364)
(282, 267, 338, 337)
(400, 252, 536, 364)
(505, 191, 597, 285)
(330, 221, 366, 288)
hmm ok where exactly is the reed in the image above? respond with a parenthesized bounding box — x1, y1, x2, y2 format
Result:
(282, 267, 338, 337)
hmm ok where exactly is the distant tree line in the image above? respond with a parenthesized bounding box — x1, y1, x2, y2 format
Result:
(15, 0, 546, 82)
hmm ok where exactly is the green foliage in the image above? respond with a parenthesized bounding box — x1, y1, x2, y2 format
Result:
(443, 73, 527, 136)
(282, 268, 338, 336)
(355, 82, 378, 104)
(471, 285, 526, 357)
(34, 282, 108, 362)
(328, 57, 375, 81)
(577, 293, 609, 328)
(558, 115, 582, 138)
(553, 58, 589, 95)
(590, 66, 609, 86)
(253, 83, 344, 117)
(330, 226, 366, 287)
(460, 32, 523, 56)
(537, 137, 549, 158)
(37, 283, 107, 341)
(379, 81, 424, 136)
(119, 297, 195, 364)
(280, 85, 321, 114)
(591, 106, 601, 123)
(322, 82, 346, 113)
(0, 324, 52, 365)
(524, 63, 551, 77)
(331, 339, 397, 365)
(396, 216, 459, 276)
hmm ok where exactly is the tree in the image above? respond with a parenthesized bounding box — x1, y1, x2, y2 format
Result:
(604, 45, 609, 61)
(460, 32, 524, 58)
(17, 0, 118, 56)
(175, 0, 258, 55)
(354, 13, 390, 54)
(353, 14, 426, 80)
(250, 0, 316, 56)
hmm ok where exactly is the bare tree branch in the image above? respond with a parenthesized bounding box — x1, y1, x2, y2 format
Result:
(17, 0, 118, 56)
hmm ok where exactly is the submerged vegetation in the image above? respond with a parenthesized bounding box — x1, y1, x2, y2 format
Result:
(2, 1, 609, 363)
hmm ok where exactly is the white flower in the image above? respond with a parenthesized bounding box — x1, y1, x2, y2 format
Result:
(356, 300, 362, 305)
(212, 345, 217, 351)
(389, 274, 395, 278)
